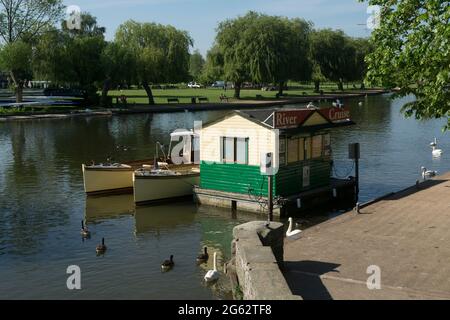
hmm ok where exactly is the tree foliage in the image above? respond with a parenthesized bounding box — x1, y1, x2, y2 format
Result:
(215, 11, 312, 97)
(361, 0, 449, 129)
(189, 49, 205, 82)
(0, 0, 64, 102)
(115, 20, 192, 104)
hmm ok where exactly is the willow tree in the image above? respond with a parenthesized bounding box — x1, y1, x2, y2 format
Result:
(215, 12, 312, 98)
(34, 13, 107, 105)
(310, 29, 355, 91)
(361, 0, 449, 129)
(0, 0, 64, 102)
(115, 20, 192, 105)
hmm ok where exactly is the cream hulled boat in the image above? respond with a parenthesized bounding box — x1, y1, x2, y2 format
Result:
(82, 158, 157, 195)
(133, 130, 200, 205)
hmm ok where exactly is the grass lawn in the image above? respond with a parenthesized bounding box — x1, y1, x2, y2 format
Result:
(108, 84, 365, 105)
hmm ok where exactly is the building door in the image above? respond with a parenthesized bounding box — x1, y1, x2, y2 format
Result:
(303, 166, 311, 188)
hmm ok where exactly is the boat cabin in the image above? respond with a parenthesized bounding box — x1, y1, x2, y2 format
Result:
(195, 106, 355, 214)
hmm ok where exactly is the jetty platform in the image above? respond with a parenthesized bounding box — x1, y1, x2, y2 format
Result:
(283, 172, 450, 300)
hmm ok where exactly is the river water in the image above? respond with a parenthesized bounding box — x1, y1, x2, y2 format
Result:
(0, 94, 448, 299)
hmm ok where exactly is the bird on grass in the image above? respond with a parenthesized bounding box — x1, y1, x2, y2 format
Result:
(197, 247, 209, 264)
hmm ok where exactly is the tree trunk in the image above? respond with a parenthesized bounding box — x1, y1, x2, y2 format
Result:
(278, 81, 284, 96)
(337, 79, 344, 91)
(314, 80, 320, 93)
(16, 83, 24, 103)
(101, 78, 111, 107)
(234, 82, 241, 99)
(142, 81, 155, 105)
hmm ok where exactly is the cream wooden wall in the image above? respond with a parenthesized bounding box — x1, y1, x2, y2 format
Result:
(200, 114, 277, 167)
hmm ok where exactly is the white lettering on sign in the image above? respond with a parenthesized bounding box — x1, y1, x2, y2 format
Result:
(328, 108, 350, 122)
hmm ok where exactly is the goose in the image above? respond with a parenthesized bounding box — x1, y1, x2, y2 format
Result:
(421, 167, 437, 179)
(161, 255, 174, 271)
(204, 252, 219, 283)
(81, 221, 90, 238)
(96, 238, 107, 254)
(286, 217, 302, 240)
(196, 247, 209, 263)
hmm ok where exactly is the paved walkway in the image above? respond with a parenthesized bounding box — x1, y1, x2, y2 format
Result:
(284, 173, 450, 300)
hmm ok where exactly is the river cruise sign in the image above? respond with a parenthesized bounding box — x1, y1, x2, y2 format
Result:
(273, 107, 351, 129)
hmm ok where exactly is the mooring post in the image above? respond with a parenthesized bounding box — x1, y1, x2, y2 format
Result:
(268, 175, 274, 222)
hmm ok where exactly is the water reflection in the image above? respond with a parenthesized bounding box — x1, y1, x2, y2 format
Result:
(134, 202, 197, 235)
(1, 94, 449, 299)
(85, 194, 135, 223)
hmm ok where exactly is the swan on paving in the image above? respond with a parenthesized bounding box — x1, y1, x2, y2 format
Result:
(204, 252, 219, 283)
(286, 217, 302, 239)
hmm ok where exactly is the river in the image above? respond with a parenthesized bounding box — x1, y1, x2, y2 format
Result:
(0, 93, 448, 299)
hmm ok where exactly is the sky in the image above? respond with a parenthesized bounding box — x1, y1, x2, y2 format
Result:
(63, 0, 372, 55)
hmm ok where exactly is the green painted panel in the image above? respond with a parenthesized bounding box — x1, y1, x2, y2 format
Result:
(200, 159, 331, 197)
(275, 159, 331, 196)
(200, 162, 275, 197)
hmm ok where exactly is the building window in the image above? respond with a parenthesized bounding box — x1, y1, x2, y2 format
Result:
(304, 137, 312, 160)
(288, 138, 299, 163)
(221, 137, 249, 164)
(312, 135, 323, 158)
(279, 136, 286, 166)
(298, 138, 305, 161)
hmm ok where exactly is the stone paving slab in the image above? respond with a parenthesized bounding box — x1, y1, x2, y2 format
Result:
(284, 173, 450, 300)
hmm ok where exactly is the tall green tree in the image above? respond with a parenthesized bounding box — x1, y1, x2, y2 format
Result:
(361, 0, 449, 129)
(215, 12, 312, 98)
(189, 49, 205, 82)
(201, 45, 224, 85)
(100, 42, 135, 106)
(34, 13, 107, 105)
(115, 20, 192, 105)
(310, 29, 356, 91)
(0, 41, 32, 96)
(0, 0, 64, 102)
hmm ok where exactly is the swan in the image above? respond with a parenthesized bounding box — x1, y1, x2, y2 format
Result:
(306, 102, 316, 109)
(421, 167, 437, 179)
(161, 255, 174, 271)
(286, 217, 302, 239)
(358, 101, 363, 107)
(430, 137, 437, 147)
(332, 99, 344, 108)
(96, 238, 107, 254)
(197, 247, 209, 263)
(204, 252, 219, 283)
(81, 221, 90, 238)
(432, 146, 443, 157)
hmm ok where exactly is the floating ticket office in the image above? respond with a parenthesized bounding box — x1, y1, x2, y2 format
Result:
(194, 106, 357, 216)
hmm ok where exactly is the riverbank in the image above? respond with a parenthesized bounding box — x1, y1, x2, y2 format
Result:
(283, 172, 450, 300)
(0, 89, 389, 121)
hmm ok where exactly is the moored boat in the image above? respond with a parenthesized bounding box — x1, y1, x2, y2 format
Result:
(133, 130, 200, 205)
(82, 159, 153, 195)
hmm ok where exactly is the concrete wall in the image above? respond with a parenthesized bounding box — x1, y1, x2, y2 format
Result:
(231, 221, 301, 300)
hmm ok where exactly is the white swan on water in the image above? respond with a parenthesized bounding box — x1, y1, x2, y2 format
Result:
(204, 252, 219, 283)
(421, 167, 437, 179)
(432, 146, 443, 157)
(430, 137, 437, 147)
(286, 217, 302, 239)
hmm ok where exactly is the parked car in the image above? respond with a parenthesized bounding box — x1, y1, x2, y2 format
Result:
(188, 82, 201, 88)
